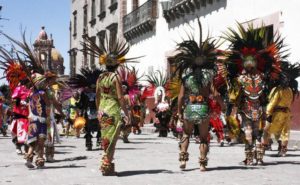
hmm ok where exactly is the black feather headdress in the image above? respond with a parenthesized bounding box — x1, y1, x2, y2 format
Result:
(173, 18, 220, 86)
(82, 33, 140, 68)
(223, 23, 289, 90)
(68, 67, 104, 90)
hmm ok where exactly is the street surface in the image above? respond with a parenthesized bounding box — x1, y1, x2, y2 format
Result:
(0, 130, 300, 185)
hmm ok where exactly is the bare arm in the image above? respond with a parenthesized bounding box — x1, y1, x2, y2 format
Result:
(95, 77, 101, 110)
(177, 84, 185, 119)
(210, 83, 225, 111)
(53, 98, 64, 116)
(115, 76, 129, 117)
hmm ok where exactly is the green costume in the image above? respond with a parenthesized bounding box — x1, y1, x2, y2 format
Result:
(97, 73, 121, 173)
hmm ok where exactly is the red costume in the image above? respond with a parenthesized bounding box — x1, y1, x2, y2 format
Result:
(209, 98, 224, 143)
(10, 85, 31, 144)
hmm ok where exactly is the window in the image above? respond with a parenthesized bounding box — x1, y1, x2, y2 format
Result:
(82, 43, 88, 67)
(91, 0, 96, 19)
(100, 0, 106, 12)
(132, 0, 139, 10)
(97, 30, 106, 47)
(83, 5, 87, 28)
(90, 36, 96, 69)
(99, 0, 106, 20)
(107, 23, 118, 45)
(90, 0, 96, 26)
(73, 11, 77, 37)
(70, 49, 77, 76)
(109, 0, 118, 12)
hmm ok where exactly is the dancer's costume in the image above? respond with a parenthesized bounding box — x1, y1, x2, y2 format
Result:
(264, 63, 300, 156)
(224, 23, 288, 165)
(2, 33, 65, 168)
(0, 47, 29, 150)
(166, 77, 183, 138)
(11, 86, 31, 151)
(174, 19, 223, 171)
(208, 97, 225, 145)
(69, 68, 104, 150)
(145, 71, 171, 137)
(118, 66, 142, 141)
(0, 93, 9, 136)
(83, 33, 139, 175)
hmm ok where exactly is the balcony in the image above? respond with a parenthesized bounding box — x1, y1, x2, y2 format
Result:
(162, 0, 217, 23)
(123, 0, 157, 40)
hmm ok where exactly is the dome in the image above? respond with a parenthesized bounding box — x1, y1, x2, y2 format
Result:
(37, 26, 48, 40)
(51, 48, 63, 63)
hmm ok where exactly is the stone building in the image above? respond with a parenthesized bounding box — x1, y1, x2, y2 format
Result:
(69, 0, 121, 76)
(70, 0, 300, 129)
(34, 26, 65, 75)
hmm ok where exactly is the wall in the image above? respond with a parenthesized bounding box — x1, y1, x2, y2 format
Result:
(125, 0, 300, 79)
(124, 0, 300, 128)
(70, 0, 120, 74)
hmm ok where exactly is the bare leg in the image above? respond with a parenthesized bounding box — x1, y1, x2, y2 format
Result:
(35, 137, 46, 168)
(179, 121, 193, 169)
(244, 120, 254, 165)
(25, 142, 35, 168)
(198, 119, 209, 171)
(66, 123, 70, 137)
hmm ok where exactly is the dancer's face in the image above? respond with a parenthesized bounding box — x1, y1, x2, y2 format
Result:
(243, 56, 257, 73)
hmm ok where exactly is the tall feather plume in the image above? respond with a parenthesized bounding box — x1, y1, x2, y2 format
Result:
(173, 18, 220, 85)
(68, 67, 104, 90)
(223, 22, 289, 92)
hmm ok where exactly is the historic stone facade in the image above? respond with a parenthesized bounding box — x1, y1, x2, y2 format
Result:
(69, 0, 121, 76)
(33, 27, 65, 75)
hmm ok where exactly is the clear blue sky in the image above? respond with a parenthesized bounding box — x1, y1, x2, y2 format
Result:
(0, 0, 70, 84)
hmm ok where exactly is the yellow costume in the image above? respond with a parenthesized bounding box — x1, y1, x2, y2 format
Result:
(266, 87, 293, 142)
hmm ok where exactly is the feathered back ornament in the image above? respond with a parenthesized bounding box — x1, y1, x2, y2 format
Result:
(82, 33, 140, 68)
(154, 86, 166, 104)
(2, 32, 65, 90)
(280, 62, 300, 99)
(223, 23, 289, 88)
(165, 77, 181, 101)
(0, 47, 27, 91)
(173, 18, 220, 81)
(68, 67, 104, 90)
(118, 66, 141, 105)
(144, 70, 168, 102)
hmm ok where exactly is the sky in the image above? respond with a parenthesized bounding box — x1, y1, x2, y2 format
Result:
(0, 0, 70, 84)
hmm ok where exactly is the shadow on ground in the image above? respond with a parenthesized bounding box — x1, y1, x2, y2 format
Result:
(53, 156, 88, 163)
(36, 164, 86, 169)
(55, 145, 76, 148)
(263, 161, 300, 166)
(208, 165, 263, 171)
(117, 169, 173, 177)
(265, 153, 300, 157)
(54, 151, 72, 154)
(115, 147, 145, 150)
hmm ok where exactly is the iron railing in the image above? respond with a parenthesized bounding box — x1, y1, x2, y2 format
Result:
(123, 0, 157, 33)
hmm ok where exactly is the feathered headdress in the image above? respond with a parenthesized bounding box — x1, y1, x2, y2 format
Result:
(173, 18, 221, 85)
(68, 67, 104, 90)
(144, 70, 168, 103)
(223, 23, 289, 89)
(2, 32, 65, 89)
(118, 66, 141, 105)
(82, 33, 140, 68)
(280, 62, 300, 99)
(0, 47, 27, 91)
